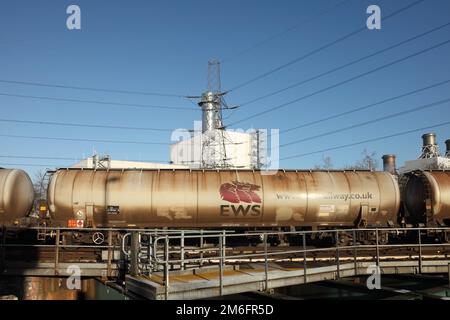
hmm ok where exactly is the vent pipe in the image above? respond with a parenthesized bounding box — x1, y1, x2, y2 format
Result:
(382, 154, 396, 174)
(198, 91, 223, 133)
(419, 133, 440, 159)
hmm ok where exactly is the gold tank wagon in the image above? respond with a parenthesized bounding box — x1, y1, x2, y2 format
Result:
(47, 169, 400, 229)
(403, 170, 450, 226)
(0, 168, 35, 225)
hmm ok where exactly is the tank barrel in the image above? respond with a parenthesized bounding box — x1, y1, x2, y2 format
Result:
(0, 169, 35, 224)
(47, 169, 400, 228)
(382, 154, 396, 174)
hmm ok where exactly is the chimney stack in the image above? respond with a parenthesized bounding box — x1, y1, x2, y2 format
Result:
(382, 154, 396, 174)
(420, 133, 440, 159)
(422, 133, 437, 146)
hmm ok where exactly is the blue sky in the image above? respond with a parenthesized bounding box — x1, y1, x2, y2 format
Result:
(0, 0, 450, 177)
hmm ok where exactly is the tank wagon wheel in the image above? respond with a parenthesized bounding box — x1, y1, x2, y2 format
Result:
(92, 232, 105, 245)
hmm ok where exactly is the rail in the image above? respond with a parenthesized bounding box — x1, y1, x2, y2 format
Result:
(127, 227, 450, 300)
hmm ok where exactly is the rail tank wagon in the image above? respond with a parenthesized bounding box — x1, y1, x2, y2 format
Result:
(47, 169, 400, 229)
(403, 170, 450, 226)
(0, 168, 35, 225)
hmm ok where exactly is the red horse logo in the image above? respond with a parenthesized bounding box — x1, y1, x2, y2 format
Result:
(220, 181, 261, 204)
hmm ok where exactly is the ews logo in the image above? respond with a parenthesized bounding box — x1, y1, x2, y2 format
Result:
(219, 181, 262, 217)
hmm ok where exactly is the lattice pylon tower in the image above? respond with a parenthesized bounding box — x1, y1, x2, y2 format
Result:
(198, 59, 232, 169)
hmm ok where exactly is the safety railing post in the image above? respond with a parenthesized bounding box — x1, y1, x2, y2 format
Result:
(375, 229, 380, 267)
(181, 230, 185, 270)
(54, 229, 60, 275)
(302, 232, 307, 283)
(107, 229, 113, 278)
(264, 233, 268, 291)
(336, 230, 340, 279)
(199, 230, 204, 267)
(448, 263, 450, 285)
(164, 235, 169, 300)
(1, 226, 5, 273)
(129, 231, 140, 276)
(418, 229, 422, 274)
(353, 230, 357, 276)
(219, 231, 225, 296)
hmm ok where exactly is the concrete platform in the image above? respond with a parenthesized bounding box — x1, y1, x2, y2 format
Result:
(126, 259, 450, 300)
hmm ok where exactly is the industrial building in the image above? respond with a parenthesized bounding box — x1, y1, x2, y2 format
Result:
(71, 154, 188, 170)
(399, 133, 450, 173)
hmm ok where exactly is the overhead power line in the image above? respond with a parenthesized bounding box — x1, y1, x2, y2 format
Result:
(281, 78, 450, 134)
(0, 92, 197, 111)
(0, 154, 168, 163)
(227, 0, 425, 92)
(229, 38, 450, 126)
(0, 162, 63, 168)
(238, 21, 450, 108)
(281, 121, 450, 161)
(281, 97, 450, 148)
(0, 118, 188, 132)
(0, 155, 79, 161)
(0, 134, 170, 145)
(222, 0, 354, 63)
(0, 134, 240, 146)
(0, 79, 189, 98)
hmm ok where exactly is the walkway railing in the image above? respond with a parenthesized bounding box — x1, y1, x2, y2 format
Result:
(124, 227, 450, 300)
(2, 226, 450, 298)
(0, 226, 228, 277)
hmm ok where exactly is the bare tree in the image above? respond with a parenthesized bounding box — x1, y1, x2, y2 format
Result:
(314, 156, 333, 170)
(345, 149, 379, 170)
(32, 169, 47, 200)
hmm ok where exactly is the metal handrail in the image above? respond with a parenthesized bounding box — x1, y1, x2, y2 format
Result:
(136, 227, 450, 299)
(2, 226, 449, 296)
(149, 227, 450, 265)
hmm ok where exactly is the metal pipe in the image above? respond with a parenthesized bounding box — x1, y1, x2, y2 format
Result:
(264, 234, 268, 291)
(353, 230, 357, 276)
(219, 232, 224, 296)
(375, 229, 380, 267)
(418, 229, 422, 274)
(448, 263, 450, 285)
(336, 230, 340, 279)
(54, 229, 60, 276)
(302, 233, 307, 284)
(1, 226, 5, 273)
(164, 235, 169, 300)
(181, 230, 185, 270)
(107, 230, 112, 278)
(199, 229, 204, 267)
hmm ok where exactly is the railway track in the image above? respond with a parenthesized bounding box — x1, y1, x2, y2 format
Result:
(2, 243, 449, 265)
